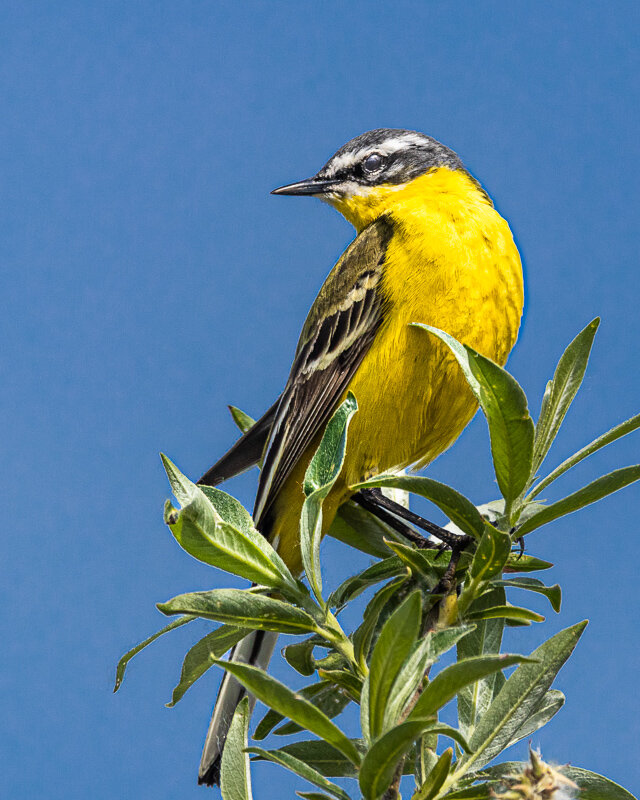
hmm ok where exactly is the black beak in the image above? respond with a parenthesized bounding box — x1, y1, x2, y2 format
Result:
(271, 177, 341, 196)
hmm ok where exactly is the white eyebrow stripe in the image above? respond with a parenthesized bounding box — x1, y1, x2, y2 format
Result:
(323, 132, 428, 176)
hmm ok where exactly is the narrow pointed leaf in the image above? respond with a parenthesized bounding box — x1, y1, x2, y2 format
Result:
(457, 587, 506, 736)
(301, 394, 358, 603)
(408, 654, 531, 721)
(530, 411, 640, 499)
(494, 577, 561, 612)
(158, 589, 318, 634)
(253, 740, 367, 778)
(466, 605, 545, 624)
(329, 558, 405, 609)
(275, 685, 351, 736)
(359, 720, 438, 800)
(367, 591, 422, 738)
(518, 465, 640, 535)
(353, 577, 407, 665)
(532, 318, 600, 474)
(167, 625, 248, 706)
(470, 527, 512, 582)
(413, 748, 452, 800)
(246, 747, 351, 800)
(352, 473, 485, 540)
(463, 621, 587, 770)
(229, 405, 256, 433)
(215, 660, 361, 766)
(383, 540, 440, 584)
(114, 615, 195, 691)
(254, 683, 327, 740)
(504, 553, 553, 573)
(220, 696, 252, 800)
(506, 688, 564, 747)
(416, 325, 534, 504)
(383, 639, 432, 731)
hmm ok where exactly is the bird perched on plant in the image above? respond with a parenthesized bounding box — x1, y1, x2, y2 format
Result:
(197, 128, 524, 785)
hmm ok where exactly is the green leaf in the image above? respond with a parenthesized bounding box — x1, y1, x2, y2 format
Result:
(229, 405, 256, 433)
(352, 474, 485, 540)
(296, 793, 339, 800)
(482, 763, 637, 800)
(301, 394, 358, 603)
(416, 325, 534, 506)
(167, 625, 248, 706)
(366, 591, 422, 738)
(408, 654, 532, 721)
(161, 456, 298, 594)
(246, 747, 351, 800)
(254, 682, 327, 740)
(383, 540, 440, 584)
(518, 465, 640, 535)
(328, 501, 396, 559)
(505, 689, 564, 747)
(359, 720, 436, 800)
(530, 411, 640, 499)
(494, 577, 561, 612)
(441, 786, 491, 800)
(504, 553, 553, 573)
(113, 615, 195, 692)
(414, 748, 452, 800)
(317, 669, 363, 703)
(532, 318, 600, 475)
(463, 621, 587, 771)
(283, 638, 316, 676)
(158, 589, 318, 634)
(457, 587, 506, 737)
(352, 577, 407, 666)
(275, 684, 351, 736)
(304, 393, 358, 495)
(466, 605, 545, 624)
(469, 527, 512, 582)
(220, 696, 252, 800)
(215, 660, 361, 766)
(329, 558, 405, 609)
(426, 625, 478, 665)
(383, 639, 432, 732)
(252, 740, 365, 778)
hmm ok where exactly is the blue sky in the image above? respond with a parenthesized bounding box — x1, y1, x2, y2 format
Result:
(3, 2, 639, 797)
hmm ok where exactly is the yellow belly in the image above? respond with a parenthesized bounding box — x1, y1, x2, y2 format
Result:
(269, 172, 524, 574)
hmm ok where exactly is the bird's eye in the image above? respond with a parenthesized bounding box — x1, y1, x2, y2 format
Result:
(362, 152, 385, 174)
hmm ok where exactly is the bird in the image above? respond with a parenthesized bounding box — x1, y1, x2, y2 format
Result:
(196, 128, 524, 785)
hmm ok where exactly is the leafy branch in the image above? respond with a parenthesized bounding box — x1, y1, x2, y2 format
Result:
(115, 318, 639, 800)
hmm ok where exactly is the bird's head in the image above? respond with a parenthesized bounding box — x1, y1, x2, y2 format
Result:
(272, 128, 469, 231)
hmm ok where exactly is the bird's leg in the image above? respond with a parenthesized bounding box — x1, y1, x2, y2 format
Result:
(353, 488, 473, 550)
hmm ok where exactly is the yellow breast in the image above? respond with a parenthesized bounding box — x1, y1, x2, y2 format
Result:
(271, 168, 524, 573)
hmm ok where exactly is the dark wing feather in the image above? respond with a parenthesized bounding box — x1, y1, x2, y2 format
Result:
(197, 399, 280, 487)
(254, 216, 393, 525)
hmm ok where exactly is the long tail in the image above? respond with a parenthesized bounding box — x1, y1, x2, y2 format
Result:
(198, 629, 278, 786)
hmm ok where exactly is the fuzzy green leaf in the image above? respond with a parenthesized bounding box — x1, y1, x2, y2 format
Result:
(416, 325, 534, 505)
(113, 615, 195, 692)
(352, 577, 407, 666)
(494, 577, 561, 612)
(220, 697, 252, 800)
(517, 465, 640, 536)
(532, 318, 600, 475)
(529, 411, 640, 499)
(215, 660, 361, 766)
(463, 621, 587, 771)
(167, 625, 248, 706)
(366, 591, 422, 739)
(246, 747, 351, 800)
(409, 654, 531, 721)
(301, 394, 358, 603)
(506, 689, 565, 747)
(158, 589, 318, 634)
(328, 501, 396, 559)
(414, 748, 452, 800)
(329, 558, 405, 609)
(466, 605, 545, 624)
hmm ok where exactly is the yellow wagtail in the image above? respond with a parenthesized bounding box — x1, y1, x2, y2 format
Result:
(197, 128, 524, 784)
